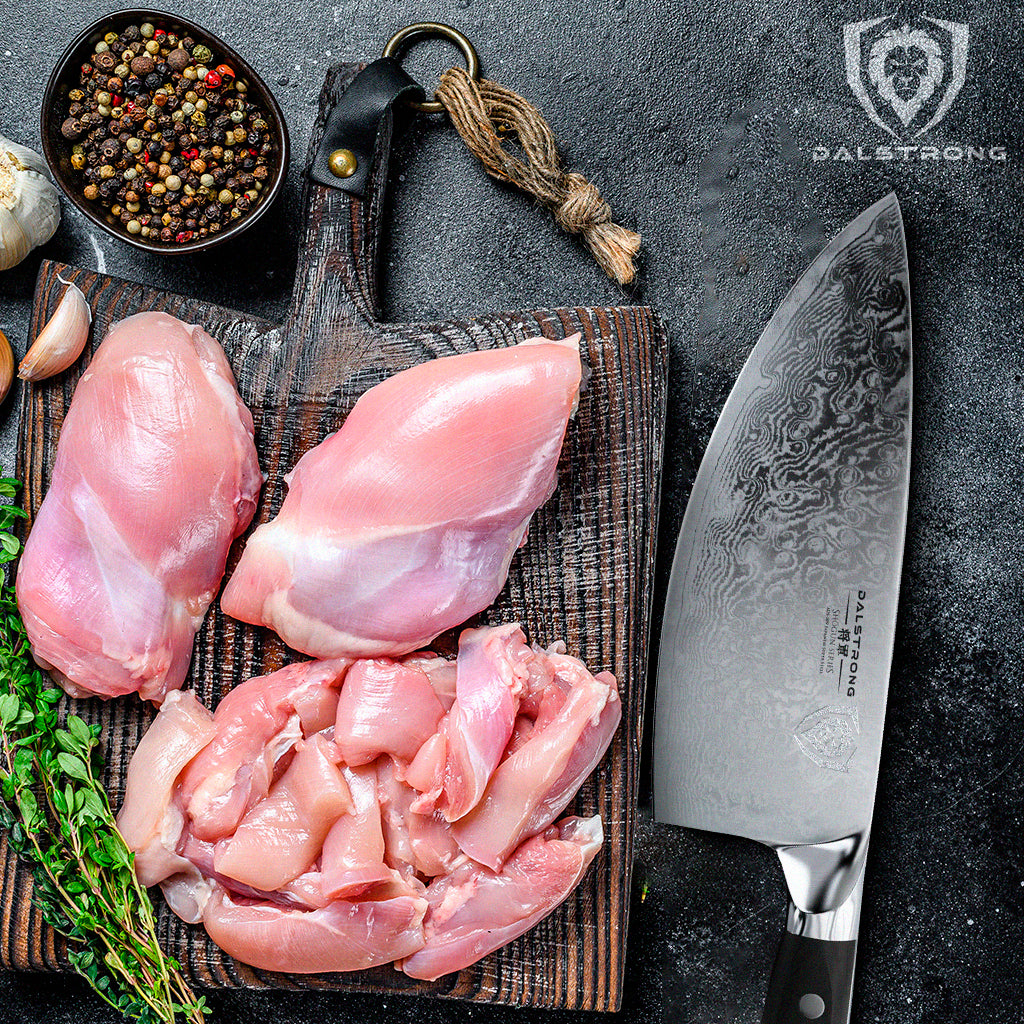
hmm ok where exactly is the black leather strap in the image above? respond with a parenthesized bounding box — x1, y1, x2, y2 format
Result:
(309, 58, 424, 196)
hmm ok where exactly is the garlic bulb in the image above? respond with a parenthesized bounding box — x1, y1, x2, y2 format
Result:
(0, 330, 14, 403)
(0, 134, 61, 272)
(18, 278, 91, 381)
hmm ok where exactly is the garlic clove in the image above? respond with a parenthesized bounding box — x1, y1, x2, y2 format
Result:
(0, 133, 61, 273)
(18, 280, 91, 382)
(0, 329, 13, 403)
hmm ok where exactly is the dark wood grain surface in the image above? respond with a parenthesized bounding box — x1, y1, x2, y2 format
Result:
(0, 64, 668, 1011)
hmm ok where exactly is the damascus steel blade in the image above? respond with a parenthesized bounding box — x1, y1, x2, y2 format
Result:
(654, 194, 911, 847)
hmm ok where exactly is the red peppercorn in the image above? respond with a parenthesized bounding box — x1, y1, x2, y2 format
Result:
(154, 28, 166, 38)
(175, 230, 193, 243)
(215, 64, 234, 79)
(204, 71, 221, 88)
(111, 95, 122, 107)
(248, 148, 257, 157)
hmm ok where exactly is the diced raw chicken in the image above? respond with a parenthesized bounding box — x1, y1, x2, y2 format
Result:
(403, 653, 457, 711)
(203, 886, 427, 973)
(334, 658, 444, 766)
(178, 832, 330, 911)
(181, 659, 348, 841)
(120, 626, 617, 977)
(404, 732, 446, 812)
(320, 765, 392, 899)
(116, 689, 216, 886)
(452, 661, 620, 870)
(220, 336, 583, 659)
(17, 312, 262, 703)
(160, 870, 218, 924)
(214, 734, 351, 891)
(401, 816, 604, 981)
(442, 624, 532, 821)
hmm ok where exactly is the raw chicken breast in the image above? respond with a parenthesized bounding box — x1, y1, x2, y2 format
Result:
(221, 335, 583, 658)
(17, 312, 262, 703)
(401, 816, 604, 981)
(116, 689, 215, 886)
(203, 886, 427, 973)
(442, 624, 531, 821)
(181, 658, 348, 841)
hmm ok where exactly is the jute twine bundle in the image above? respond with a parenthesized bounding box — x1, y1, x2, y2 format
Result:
(435, 66, 641, 286)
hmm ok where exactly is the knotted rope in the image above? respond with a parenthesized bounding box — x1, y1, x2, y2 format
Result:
(435, 66, 641, 286)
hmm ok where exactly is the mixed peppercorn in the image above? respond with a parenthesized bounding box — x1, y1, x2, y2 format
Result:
(59, 21, 276, 245)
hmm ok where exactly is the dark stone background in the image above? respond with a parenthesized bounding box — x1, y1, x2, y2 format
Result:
(1, 1, 1022, 1022)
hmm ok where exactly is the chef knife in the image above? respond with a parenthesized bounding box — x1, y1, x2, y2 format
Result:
(654, 193, 911, 1024)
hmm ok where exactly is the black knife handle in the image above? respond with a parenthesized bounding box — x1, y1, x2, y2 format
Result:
(762, 930, 858, 1024)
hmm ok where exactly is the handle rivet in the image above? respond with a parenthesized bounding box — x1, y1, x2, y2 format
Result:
(328, 148, 358, 178)
(798, 993, 826, 1019)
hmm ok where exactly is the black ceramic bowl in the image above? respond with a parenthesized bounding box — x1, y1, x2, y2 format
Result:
(41, 8, 289, 255)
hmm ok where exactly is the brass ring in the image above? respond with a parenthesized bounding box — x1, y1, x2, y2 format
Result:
(382, 22, 480, 114)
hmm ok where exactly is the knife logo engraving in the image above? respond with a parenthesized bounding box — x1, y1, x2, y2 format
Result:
(844, 16, 968, 139)
(795, 706, 860, 772)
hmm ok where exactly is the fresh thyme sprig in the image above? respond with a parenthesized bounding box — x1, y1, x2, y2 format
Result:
(0, 476, 208, 1023)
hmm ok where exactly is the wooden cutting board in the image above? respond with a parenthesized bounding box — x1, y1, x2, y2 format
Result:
(0, 64, 667, 1012)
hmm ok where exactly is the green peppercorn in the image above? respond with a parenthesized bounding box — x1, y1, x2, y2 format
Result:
(127, 219, 141, 234)
(124, 166, 137, 179)
(116, 63, 130, 77)
(95, 41, 110, 53)
(217, 188, 233, 204)
(104, 31, 119, 45)
(192, 44, 212, 63)
(96, 91, 112, 106)
(165, 174, 182, 191)
(126, 137, 143, 153)
(195, 98, 208, 113)
(235, 80, 247, 93)
(181, 101, 196, 116)
(183, 66, 197, 81)
(151, 182, 166, 196)
(229, 110, 244, 123)
(199, 173, 215, 188)
(140, 22, 155, 38)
